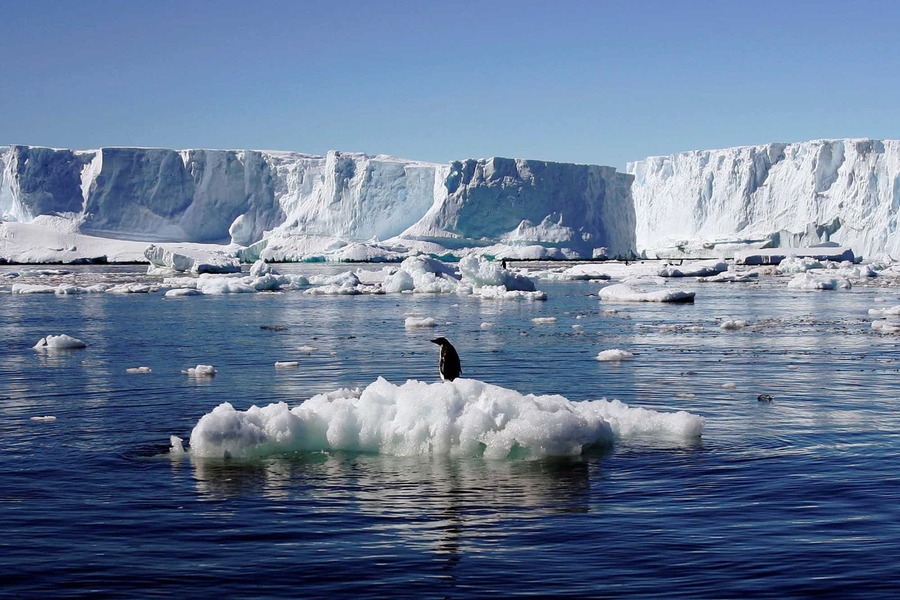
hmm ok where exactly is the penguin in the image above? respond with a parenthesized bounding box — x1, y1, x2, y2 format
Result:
(430, 337, 461, 382)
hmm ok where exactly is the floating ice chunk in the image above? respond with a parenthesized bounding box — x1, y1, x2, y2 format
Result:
(275, 361, 300, 368)
(33, 334, 87, 349)
(458, 255, 536, 292)
(12, 283, 58, 294)
(169, 435, 185, 454)
(383, 268, 415, 293)
(480, 322, 493, 329)
(555, 264, 612, 281)
(184, 377, 704, 459)
(145, 244, 240, 274)
(473, 285, 547, 301)
(249, 259, 277, 277)
(599, 283, 695, 303)
(869, 305, 900, 317)
(195, 275, 257, 295)
(786, 273, 851, 290)
(31, 415, 57, 422)
(595, 349, 634, 361)
(658, 259, 727, 278)
(107, 283, 153, 294)
(405, 316, 437, 328)
(722, 382, 737, 389)
(532, 317, 557, 324)
(184, 364, 216, 377)
(720, 320, 747, 330)
(777, 257, 824, 273)
(698, 271, 757, 283)
(297, 346, 317, 354)
(872, 319, 900, 334)
(164, 288, 204, 297)
(126, 366, 152, 373)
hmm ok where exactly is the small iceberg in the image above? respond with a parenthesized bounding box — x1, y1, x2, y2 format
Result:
(33, 334, 87, 350)
(599, 283, 695, 303)
(177, 377, 704, 460)
(184, 364, 217, 377)
(595, 349, 634, 362)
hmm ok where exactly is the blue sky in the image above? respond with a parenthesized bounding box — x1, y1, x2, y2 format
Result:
(1, 0, 897, 169)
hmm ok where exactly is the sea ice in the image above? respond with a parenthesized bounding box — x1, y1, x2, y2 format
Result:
(599, 283, 695, 303)
(658, 259, 727, 277)
(181, 377, 704, 460)
(595, 349, 634, 361)
(532, 317, 557, 324)
(164, 288, 203, 297)
(786, 272, 852, 290)
(405, 317, 437, 328)
(184, 365, 216, 377)
(33, 334, 87, 349)
(872, 320, 900, 333)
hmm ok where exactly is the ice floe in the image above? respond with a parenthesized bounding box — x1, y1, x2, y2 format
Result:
(33, 334, 87, 349)
(658, 259, 727, 278)
(179, 377, 704, 460)
(786, 272, 852, 290)
(405, 316, 437, 328)
(595, 349, 635, 361)
(599, 283, 695, 303)
(184, 365, 217, 377)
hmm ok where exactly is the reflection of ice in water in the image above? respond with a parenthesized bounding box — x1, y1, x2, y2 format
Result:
(182, 451, 593, 565)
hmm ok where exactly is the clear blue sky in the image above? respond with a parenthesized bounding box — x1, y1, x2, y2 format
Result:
(1, 0, 897, 169)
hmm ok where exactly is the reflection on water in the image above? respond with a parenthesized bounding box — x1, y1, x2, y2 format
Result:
(182, 451, 594, 578)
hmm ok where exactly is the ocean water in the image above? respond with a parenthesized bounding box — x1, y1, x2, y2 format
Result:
(1, 264, 899, 598)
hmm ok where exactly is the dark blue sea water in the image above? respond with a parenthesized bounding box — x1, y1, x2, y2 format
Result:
(1, 264, 899, 598)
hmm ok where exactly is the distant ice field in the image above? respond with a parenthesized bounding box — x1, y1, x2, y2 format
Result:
(1, 261, 899, 597)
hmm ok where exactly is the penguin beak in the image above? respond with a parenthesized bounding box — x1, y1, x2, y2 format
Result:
(430, 339, 439, 345)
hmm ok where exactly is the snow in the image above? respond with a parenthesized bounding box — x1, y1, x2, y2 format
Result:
(181, 377, 704, 460)
(628, 139, 900, 261)
(33, 334, 86, 349)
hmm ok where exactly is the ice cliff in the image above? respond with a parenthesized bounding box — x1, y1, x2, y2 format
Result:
(627, 139, 900, 260)
(0, 145, 636, 260)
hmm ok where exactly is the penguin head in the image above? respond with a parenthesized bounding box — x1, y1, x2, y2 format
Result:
(430, 337, 449, 346)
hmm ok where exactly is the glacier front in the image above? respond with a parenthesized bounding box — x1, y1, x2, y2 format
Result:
(627, 139, 900, 260)
(0, 145, 636, 263)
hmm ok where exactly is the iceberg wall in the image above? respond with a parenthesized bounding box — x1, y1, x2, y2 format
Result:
(401, 157, 635, 258)
(627, 139, 900, 260)
(0, 145, 636, 259)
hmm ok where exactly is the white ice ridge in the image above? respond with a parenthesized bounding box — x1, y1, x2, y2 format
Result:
(627, 139, 900, 260)
(181, 377, 704, 460)
(0, 145, 636, 261)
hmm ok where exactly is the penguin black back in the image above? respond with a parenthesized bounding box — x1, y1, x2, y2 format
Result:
(430, 337, 461, 381)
